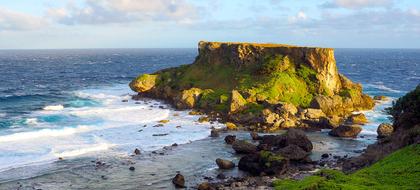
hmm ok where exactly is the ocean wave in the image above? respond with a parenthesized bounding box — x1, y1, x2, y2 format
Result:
(25, 118, 39, 125)
(365, 83, 401, 93)
(43, 105, 64, 111)
(0, 125, 92, 143)
(52, 143, 112, 158)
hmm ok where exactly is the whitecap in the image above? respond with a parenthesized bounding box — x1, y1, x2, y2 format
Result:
(25, 118, 38, 125)
(43, 104, 64, 111)
(52, 143, 112, 158)
(365, 83, 401, 93)
(0, 125, 92, 143)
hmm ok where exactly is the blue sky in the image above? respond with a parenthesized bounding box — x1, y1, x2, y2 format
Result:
(0, 0, 419, 49)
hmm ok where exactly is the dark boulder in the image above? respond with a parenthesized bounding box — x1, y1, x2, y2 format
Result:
(329, 124, 362, 137)
(377, 123, 393, 138)
(224, 135, 236, 144)
(238, 151, 288, 176)
(172, 174, 185, 188)
(250, 132, 261, 140)
(232, 140, 257, 154)
(215, 158, 235, 169)
(210, 129, 219, 137)
(277, 144, 310, 161)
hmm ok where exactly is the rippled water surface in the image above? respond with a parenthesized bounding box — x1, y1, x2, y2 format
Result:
(0, 48, 418, 189)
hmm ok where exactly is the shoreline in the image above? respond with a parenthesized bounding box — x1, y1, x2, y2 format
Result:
(0, 96, 388, 189)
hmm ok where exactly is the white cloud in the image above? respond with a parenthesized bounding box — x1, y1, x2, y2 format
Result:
(48, 0, 200, 25)
(321, 0, 394, 9)
(0, 7, 47, 31)
(288, 11, 308, 23)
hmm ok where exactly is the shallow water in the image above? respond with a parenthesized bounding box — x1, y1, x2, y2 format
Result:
(0, 48, 418, 189)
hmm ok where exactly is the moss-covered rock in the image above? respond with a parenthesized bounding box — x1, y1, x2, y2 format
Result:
(229, 90, 247, 113)
(129, 74, 158, 92)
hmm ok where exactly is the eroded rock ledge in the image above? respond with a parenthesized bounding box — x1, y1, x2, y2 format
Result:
(130, 41, 374, 131)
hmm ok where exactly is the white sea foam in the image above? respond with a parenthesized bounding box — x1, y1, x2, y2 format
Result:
(25, 118, 38, 125)
(43, 104, 64, 111)
(0, 125, 91, 143)
(0, 84, 222, 172)
(365, 83, 401, 93)
(52, 143, 112, 158)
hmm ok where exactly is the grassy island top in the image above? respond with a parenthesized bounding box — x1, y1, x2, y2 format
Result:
(198, 41, 334, 50)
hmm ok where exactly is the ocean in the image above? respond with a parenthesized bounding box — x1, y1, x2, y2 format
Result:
(0, 48, 419, 188)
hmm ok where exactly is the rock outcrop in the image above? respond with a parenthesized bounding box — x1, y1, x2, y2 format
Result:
(344, 85, 420, 172)
(130, 41, 374, 131)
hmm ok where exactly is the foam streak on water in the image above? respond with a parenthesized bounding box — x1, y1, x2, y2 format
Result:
(0, 84, 222, 172)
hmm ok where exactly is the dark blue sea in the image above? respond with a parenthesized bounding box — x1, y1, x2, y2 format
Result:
(0, 48, 418, 186)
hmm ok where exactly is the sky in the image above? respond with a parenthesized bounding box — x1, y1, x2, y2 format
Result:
(0, 0, 419, 49)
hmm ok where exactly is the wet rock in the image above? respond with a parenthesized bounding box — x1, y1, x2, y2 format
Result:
(122, 99, 128, 102)
(216, 173, 226, 179)
(225, 122, 237, 130)
(134, 148, 141, 155)
(284, 129, 313, 152)
(158, 120, 170, 124)
(172, 143, 178, 146)
(232, 140, 257, 154)
(373, 95, 388, 101)
(198, 116, 209, 123)
(250, 132, 260, 140)
(277, 144, 309, 160)
(238, 151, 288, 175)
(329, 124, 362, 137)
(321, 153, 329, 159)
(189, 111, 202, 115)
(129, 166, 135, 171)
(153, 124, 164, 127)
(210, 129, 219, 137)
(224, 135, 236, 144)
(347, 113, 368, 124)
(172, 174, 185, 188)
(216, 158, 235, 169)
(198, 182, 213, 190)
(377, 123, 393, 138)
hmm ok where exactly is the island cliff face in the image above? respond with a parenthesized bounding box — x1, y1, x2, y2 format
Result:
(130, 41, 374, 131)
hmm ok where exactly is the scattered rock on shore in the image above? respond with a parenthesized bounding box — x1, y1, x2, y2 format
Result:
(232, 140, 257, 154)
(329, 124, 362, 137)
(373, 95, 388, 101)
(377, 123, 393, 138)
(250, 132, 260, 140)
(238, 151, 288, 175)
(172, 174, 185, 188)
(225, 122, 237, 130)
(224, 135, 236, 144)
(215, 158, 235, 169)
(197, 182, 212, 190)
(210, 129, 219, 137)
(347, 113, 368, 124)
(134, 148, 141, 155)
(158, 120, 170, 124)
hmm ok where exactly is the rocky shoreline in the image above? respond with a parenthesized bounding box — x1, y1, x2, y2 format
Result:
(127, 42, 419, 189)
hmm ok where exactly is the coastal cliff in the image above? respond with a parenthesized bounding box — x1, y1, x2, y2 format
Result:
(130, 41, 374, 131)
